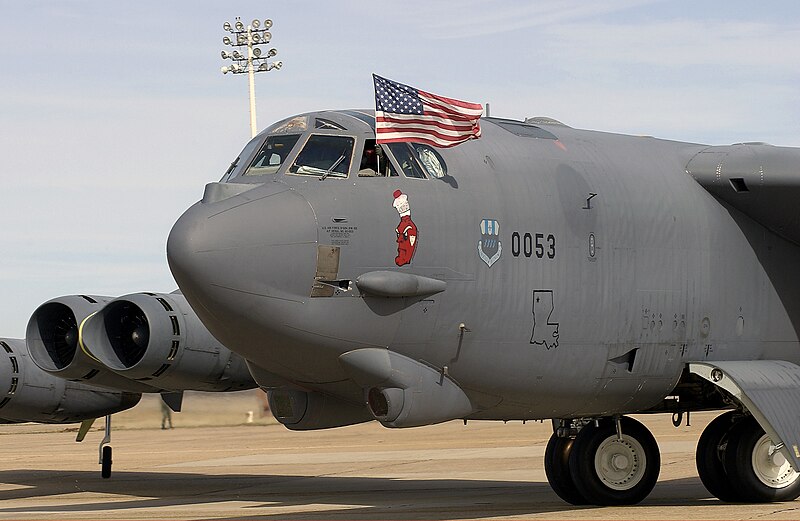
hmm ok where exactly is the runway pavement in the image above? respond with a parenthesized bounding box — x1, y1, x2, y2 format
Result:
(1, 394, 799, 520)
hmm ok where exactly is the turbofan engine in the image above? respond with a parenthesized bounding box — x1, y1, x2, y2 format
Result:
(26, 296, 156, 392)
(81, 292, 256, 392)
(0, 338, 140, 423)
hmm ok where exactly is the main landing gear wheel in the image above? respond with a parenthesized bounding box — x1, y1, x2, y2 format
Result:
(724, 416, 800, 502)
(695, 411, 739, 501)
(544, 434, 587, 505)
(568, 417, 660, 505)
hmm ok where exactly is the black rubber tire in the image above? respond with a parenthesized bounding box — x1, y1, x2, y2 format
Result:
(695, 411, 740, 501)
(568, 417, 660, 505)
(544, 434, 588, 505)
(724, 416, 800, 503)
(101, 445, 112, 479)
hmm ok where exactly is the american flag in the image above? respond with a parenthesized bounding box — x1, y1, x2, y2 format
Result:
(373, 74, 483, 148)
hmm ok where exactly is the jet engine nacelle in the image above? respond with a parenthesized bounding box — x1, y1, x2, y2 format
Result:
(26, 296, 157, 392)
(0, 338, 140, 423)
(339, 348, 475, 428)
(81, 292, 256, 392)
(246, 360, 373, 430)
(266, 388, 374, 430)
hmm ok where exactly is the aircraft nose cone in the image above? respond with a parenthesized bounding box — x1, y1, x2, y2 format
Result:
(167, 183, 318, 342)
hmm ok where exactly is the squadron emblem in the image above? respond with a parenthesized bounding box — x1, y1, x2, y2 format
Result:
(477, 219, 502, 267)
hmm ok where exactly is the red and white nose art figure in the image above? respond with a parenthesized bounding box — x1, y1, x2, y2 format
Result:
(392, 190, 418, 266)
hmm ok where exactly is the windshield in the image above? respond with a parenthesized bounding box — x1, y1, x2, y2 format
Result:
(219, 135, 262, 182)
(243, 134, 302, 176)
(289, 135, 355, 179)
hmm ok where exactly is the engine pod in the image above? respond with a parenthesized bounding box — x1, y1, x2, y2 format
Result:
(25, 295, 155, 392)
(0, 338, 140, 423)
(83, 292, 255, 392)
(339, 348, 475, 428)
(26, 296, 109, 373)
(266, 388, 373, 430)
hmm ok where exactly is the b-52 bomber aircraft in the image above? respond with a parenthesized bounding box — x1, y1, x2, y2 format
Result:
(166, 107, 800, 506)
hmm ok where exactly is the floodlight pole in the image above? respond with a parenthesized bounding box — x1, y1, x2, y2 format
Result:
(246, 25, 258, 138)
(220, 17, 282, 138)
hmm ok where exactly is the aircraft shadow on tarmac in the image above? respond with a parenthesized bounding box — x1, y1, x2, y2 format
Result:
(0, 470, 719, 519)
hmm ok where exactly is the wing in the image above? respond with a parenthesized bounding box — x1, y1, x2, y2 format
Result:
(686, 143, 800, 245)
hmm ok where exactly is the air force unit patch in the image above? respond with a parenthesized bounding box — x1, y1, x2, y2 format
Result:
(478, 219, 502, 267)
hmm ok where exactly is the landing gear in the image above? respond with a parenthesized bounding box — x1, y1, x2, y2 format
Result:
(695, 411, 738, 501)
(101, 445, 113, 479)
(99, 414, 113, 479)
(570, 417, 660, 505)
(76, 414, 114, 479)
(544, 417, 660, 505)
(697, 413, 800, 502)
(544, 435, 586, 505)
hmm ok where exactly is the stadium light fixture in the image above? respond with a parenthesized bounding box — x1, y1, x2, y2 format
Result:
(220, 16, 283, 137)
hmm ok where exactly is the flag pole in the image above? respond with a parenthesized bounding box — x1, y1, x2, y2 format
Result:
(372, 74, 381, 175)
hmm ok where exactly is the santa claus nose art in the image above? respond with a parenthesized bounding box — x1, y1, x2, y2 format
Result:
(392, 190, 418, 266)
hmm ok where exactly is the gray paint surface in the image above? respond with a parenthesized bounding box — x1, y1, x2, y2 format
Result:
(168, 110, 800, 424)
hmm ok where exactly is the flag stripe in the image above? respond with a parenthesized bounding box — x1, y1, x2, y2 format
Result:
(419, 91, 484, 116)
(377, 113, 478, 132)
(419, 97, 482, 121)
(376, 133, 474, 148)
(377, 126, 482, 148)
(376, 124, 482, 139)
(377, 124, 481, 141)
(376, 116, 482, 138)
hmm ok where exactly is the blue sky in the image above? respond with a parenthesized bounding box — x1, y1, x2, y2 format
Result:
(1, 0, 799, 337)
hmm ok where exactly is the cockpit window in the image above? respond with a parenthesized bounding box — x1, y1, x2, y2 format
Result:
(242, 134, 302, 176)
(387, 143, 427, 179)
(315, 118, 346, 130)
(289, 135, 355, 178)
(271, 115, 308, 134)
(220, 135, 262, 182)
(411, 144, 447, 178)
(358, 140, 398, 177)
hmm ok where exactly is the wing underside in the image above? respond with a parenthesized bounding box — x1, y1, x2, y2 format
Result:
(686, 144, 800, 245)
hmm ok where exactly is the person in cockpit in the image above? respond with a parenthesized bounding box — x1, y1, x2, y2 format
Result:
(358, 142, 380, 176)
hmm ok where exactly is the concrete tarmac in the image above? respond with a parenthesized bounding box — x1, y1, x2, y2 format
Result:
(1, 393, 799, 520)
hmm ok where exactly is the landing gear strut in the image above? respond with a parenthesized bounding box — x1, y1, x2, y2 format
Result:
(545, 416, 660, 505)
(75, 414, 114, 478)
(99, 414, 113, 479)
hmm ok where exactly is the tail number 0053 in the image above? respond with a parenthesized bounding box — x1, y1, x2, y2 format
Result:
(511, 232, 555, 259)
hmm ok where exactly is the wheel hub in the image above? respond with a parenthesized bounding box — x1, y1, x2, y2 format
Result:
(752, 435, 799, 489)
(611, 453, 630, 470)
(594, 435, 646, 491)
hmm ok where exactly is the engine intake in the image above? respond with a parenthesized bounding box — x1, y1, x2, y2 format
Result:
(26, 296, 155, 392)
(82, 292, 256, 392)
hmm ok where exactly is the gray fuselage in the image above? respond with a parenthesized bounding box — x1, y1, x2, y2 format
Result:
(167, 110, 800, 421)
